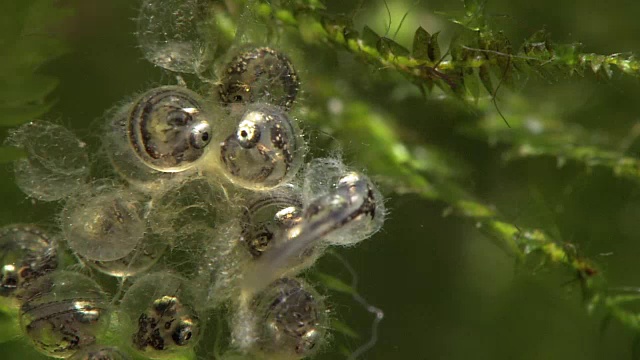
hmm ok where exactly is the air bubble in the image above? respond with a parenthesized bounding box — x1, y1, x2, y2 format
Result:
(119, 272, 203, 359)
(217, 103, 305, 190)
(19, 271, 109, 358)
(60, 183, 148, 262)
(137, 0, 216, 74)
(4, 121, 89, 201)
(0, 225, 57, 300)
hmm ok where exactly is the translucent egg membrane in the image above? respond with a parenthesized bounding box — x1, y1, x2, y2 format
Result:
(148, 178, 222, 279)
(217, 47, 301, 112)
(137, 0, 217, 74)
(61, 182, 148, 262)
(4, 121, 90, 201)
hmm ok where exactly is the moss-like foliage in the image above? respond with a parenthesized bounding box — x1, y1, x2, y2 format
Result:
(250, 0, 640, 101)
(232, 0, 640, 338)
(0, 0, 73, 162)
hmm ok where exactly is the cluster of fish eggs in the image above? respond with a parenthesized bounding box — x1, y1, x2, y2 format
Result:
(0, 1, 385, 359)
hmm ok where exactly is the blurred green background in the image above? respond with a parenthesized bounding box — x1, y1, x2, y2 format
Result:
(3, 0, 640, 359)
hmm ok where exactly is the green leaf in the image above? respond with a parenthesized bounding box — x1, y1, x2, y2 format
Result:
(412, 26, 431, 60)
(479, 64, 494, 94)
(522, 29, 553, 59)
(0, 101, 56, 127)
(377, 37, 410, 58)
(464, 0, 483, 15)
(463, 68, 480, 102)
(448, 32, 465, 62)
(463, 0, 486, 28)
(412, 27, 441, 62)
(590, 54, 605, 74)
(361, 25, 380, 49)
(428, 31, 441, 61)
(0, 0, 73, 127)
(0, 75, 58, 107)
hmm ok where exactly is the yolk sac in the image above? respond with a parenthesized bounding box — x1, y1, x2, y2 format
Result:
(218, 103, 304, 190)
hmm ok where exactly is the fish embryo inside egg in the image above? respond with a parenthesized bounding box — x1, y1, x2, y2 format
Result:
(219, 103, 302, 189)
(128, 86, 212, 172)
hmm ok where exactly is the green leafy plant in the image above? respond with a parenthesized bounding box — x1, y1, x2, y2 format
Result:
(0, 0, 73, 162)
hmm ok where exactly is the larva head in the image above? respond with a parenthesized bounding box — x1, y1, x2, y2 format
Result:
(219, 47, 299, 111)
(219, 103, 304, 190)
(127, 86, 213, 172)
(0, 225, 57, 300)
